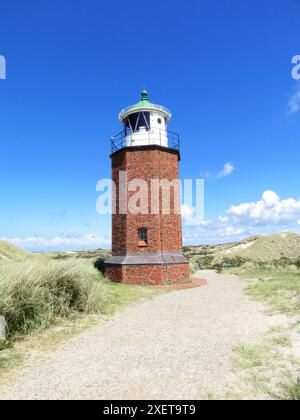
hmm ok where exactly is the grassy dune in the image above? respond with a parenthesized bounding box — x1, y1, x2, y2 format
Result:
(0, 258, 107, 338)
(0, 243, 156, 344)
(224, 233, 300, 263)
(185, 232, 300, 270)
(0, 240, 29, 261)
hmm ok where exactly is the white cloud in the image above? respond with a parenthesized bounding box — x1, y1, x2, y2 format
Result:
(226, 190, 300, 226)
(183, 221, 249, 245)
(4, 192, 300, 250)
(181, 204, 195, 221)
(181, 204, 208, 226)
(217, 162, 235, 178)
(183, 190, 300, 245)
(1, 234, 111, 251)
(288, 87, 300, 114)
(262, 190, 280, 206)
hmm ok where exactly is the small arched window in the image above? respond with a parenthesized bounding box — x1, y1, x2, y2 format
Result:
(138, 228, 148, 245)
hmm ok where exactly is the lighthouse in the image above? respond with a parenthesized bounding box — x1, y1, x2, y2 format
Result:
(105, 91, 190, 285)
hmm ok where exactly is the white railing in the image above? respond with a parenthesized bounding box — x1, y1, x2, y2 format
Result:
(110, 128, 180, 153)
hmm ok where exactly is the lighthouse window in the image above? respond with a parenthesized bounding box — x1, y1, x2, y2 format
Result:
(157, 118, 162, 124)
(125, 112, 150, 133)
(138, 228, 148, 242)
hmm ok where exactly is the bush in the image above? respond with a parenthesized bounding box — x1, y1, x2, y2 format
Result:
(0, 259, 108, 338)
(272, 256, 300, 269)
(226, 256, 247, 267)
(273, 257, 294, 267)
(190, 255, 215, 270)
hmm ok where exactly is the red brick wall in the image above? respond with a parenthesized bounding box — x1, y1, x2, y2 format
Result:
(105, 263, 190, 285)
(111, 147, 183, 255)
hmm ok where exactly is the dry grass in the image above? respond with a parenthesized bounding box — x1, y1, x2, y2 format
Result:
(0, 248, 158, 342)
(0, 258, 111, 338)
(0, 240, 29, 261)
(0, 247, 159, 374)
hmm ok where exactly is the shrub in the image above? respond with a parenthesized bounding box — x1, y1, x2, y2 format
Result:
(273, 257, 294, 267)
(199, 255, 215, 268)
(190, 255, 215, 270)
(226, 256, 247, 267)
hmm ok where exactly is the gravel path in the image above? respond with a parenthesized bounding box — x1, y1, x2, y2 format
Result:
(0, 271, 273, 400)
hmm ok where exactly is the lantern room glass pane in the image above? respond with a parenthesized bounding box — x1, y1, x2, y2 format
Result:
(125, 112, 150, 133)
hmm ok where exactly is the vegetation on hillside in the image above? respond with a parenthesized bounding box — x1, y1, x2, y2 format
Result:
(185, 232, 300, 271)
(0, 259, 107, 338)
(0, 240, 29, 261)
(0, 243, 154, 346)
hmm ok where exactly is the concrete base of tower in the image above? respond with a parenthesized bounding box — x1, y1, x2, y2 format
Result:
(105, 262, 190, 285)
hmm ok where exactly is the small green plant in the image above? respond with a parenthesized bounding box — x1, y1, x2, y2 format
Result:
(0, 340, 12, 351)
(233, 344, 266, 369)
(275, 377, 300, 400)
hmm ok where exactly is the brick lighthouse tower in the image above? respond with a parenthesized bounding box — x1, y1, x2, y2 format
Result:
(105, 91, 189, 285)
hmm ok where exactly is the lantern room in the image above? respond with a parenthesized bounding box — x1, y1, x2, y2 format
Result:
(111, 90, 180, 151)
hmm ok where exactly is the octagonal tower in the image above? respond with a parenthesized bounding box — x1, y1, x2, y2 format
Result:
(105, 91, 189, 285)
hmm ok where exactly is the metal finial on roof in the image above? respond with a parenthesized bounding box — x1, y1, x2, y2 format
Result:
(141, 89, 148, 101)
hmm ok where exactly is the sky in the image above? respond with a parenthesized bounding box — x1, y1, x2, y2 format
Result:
(0, 0, 300, 251)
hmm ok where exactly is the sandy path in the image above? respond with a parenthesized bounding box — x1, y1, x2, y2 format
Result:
(0, 271, 273, 400)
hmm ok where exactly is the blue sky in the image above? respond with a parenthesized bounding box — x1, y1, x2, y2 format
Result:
(0, 0, 300, 250)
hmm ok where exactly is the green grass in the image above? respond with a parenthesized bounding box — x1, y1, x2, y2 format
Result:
(270, 334, 292, 347)
(227, 265, 300, 399)
(246, 271, 300, 315)
(232, 342, 285, 396)
(233, 344, 264, 369)
(274, 377, 300, 400)
(0, 255, 158, 341)
(0, 351, 22, 373)
(227, 233, 300, 265)
(101, 277, 159, 314)
(0, 258, 106, 338)
(224, 266, 300, 315)
(233, 344, 280, 370)
(0, 251, 159, 374)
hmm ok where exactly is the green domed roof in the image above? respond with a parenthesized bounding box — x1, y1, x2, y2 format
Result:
(130, 90, 153, 109)
(119, 91, 171, 122)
